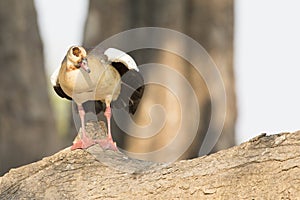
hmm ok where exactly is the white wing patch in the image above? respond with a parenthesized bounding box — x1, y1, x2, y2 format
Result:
(50, 67, 60, 86)
(104, 48, 139, 72)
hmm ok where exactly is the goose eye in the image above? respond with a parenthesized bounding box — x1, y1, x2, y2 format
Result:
(72, 47, 81, 57)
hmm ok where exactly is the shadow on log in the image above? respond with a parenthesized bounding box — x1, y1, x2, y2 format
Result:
(1, 121, 300, 199)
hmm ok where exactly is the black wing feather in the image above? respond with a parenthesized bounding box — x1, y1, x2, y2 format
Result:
(111, 62, 144, 114)
(53, 85, 72, 100)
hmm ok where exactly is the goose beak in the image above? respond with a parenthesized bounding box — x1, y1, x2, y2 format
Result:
(80, 58, 90, 73)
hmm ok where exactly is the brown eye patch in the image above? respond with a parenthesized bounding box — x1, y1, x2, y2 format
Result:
(72, 47, 81, 57)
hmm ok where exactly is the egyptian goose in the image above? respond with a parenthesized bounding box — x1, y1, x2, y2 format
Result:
(51, 46, 144, 151)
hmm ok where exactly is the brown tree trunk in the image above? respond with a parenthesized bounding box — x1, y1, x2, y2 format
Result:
(1, 124, 299, 199)
(0, 0, 59, 175)
(186, 0, 236, 152)
(83, 0, 235, 161)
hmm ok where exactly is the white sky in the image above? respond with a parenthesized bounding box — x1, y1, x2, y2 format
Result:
(235, 0, 300, 142)
(34, 0, 300, 144)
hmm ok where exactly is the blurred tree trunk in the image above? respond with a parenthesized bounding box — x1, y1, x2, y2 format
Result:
(83, 0, 235, 161)
(0, 0, 59, 175)
(186, 0, 236, 152)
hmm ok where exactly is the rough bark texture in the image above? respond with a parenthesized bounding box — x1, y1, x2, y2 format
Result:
(0, 0, 59, 175)
(1, 122, 299, 199)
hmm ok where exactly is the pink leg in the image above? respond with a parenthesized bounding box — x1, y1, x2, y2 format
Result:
(71, 104, 96, 150)
(97, 104, 118, 151)
(104, 105, 112, 140)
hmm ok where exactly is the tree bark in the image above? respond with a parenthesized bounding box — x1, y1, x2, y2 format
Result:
(1, 122, 299, 199)
(0, 0, 59, 175)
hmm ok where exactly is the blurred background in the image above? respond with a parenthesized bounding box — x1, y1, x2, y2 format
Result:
(0, 0, 299, 175)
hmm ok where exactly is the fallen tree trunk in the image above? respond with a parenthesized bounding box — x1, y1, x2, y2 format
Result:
(1, 122, 300, 199)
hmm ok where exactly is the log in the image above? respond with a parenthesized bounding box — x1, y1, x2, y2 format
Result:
(1, 121, 299, 199)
